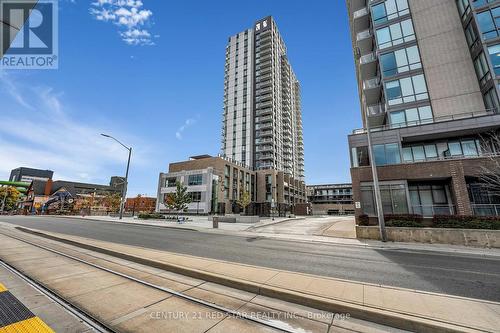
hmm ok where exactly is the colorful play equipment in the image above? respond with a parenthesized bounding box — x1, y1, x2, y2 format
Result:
(0, 180, 31, 194)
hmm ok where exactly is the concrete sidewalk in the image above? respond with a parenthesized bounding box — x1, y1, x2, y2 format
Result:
(48, 215, 500, 258)
(17, 226, 500, 333)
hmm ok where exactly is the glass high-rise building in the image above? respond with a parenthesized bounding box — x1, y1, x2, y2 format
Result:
(347, 0, 500, 221)
(220, 16, 305, 181)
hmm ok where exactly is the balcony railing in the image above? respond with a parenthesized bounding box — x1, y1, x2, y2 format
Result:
(360, 52, 376, 65)
(367, 104, 385, 117)
(412, 205, 455, 217)
(352, 108, 499, 134)
(363, 76, 381, 90)
(353, 6, 369, 19)
(472, 204, 500, 216)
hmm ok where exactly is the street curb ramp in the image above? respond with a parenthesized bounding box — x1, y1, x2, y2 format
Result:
(16, 226, 488, 333)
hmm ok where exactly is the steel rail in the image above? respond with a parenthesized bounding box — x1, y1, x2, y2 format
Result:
(0, 260, 114, 333)
(0, 231, 300, 333)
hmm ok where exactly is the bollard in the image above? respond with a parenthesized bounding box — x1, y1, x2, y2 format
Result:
(213, 216, 219, 229)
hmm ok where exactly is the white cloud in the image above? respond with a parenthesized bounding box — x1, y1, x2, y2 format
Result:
(0, 74, 150, 185)
(90, 0, 156, 46)
(175, 118, 197, 140)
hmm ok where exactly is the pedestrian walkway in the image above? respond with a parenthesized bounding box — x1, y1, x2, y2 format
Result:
(17, 226, 500, 333)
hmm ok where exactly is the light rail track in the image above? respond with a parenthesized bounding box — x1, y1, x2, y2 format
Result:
(0, 231, 304, 333)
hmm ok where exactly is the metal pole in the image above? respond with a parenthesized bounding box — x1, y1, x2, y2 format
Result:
(364, 111, 387, 242)
(1, 186, 8, 213)
(119, 147, 132, 220)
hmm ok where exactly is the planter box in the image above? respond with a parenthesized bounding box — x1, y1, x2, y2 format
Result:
(208, 215, 260, 223)
(356, 225, 500, 248)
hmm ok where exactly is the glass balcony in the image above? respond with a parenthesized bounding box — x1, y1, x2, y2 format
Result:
(255, 123, 272, 130)
(256, 108, 272, 116)
(256, 115, 272, 123)
(353, 7, 370, 33)
(362, 77, 382, 105)
(366, 103, 386, 127)
(472, 204, 500, 216)
(255, 145, 273, 152)
(349, 0, 367, 12)
(255, 137, 273, 145)
(412, 205, 454, 217)
(359, 52, 378, 79)
(256, 101, 272, 109)
(257, 129, 273, 137)
(356, 29, 374, 55)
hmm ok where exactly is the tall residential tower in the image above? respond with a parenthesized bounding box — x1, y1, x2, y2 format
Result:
(347, 0, 500, 222)
(221, 16, 305, 181)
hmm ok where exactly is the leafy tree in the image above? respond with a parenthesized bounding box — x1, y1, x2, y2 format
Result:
(102, 193, 122, 213)
(237, 187, 252, 215)
(164, 181, 192, 218)
(0, 186, 21, 212)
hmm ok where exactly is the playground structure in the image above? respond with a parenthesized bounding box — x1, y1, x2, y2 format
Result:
(0, 181, 31, 213)
(0, 180, 31, 193)
(41, 189, 74, 214)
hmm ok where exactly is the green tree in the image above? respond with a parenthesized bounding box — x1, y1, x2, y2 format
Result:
(237, 187, 252, 215)
(164, 181, 192, 218)
(0, 186, 21, 212)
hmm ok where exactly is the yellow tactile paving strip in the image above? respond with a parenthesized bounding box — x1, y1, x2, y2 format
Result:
(1, 317, 54, 333)
(0, 282, 54, 333)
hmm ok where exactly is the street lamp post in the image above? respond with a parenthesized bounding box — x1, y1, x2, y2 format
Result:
(101, 133, 132, 220)
(364, 110, 387, 242)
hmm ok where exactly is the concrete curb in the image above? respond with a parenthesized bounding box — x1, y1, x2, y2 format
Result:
(16, 227, 490, 333)
(36, 215, 200, 232)
(246, 217, 305, 231)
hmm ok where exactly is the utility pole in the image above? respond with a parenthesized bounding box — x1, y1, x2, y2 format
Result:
(364, 110, 387, 242)
(101, 134, 132, 220)
(0, 186, 8, 213)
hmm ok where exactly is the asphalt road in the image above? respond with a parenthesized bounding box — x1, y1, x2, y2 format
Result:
(2, 216, 500, 302)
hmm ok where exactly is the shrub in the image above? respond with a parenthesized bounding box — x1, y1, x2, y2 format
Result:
(385, 214, 423, 223)
(358, 214, 369, 226)
(138, 213, 164, 220)
(385, 219, 423, 227)
(433, 215, 500, 230)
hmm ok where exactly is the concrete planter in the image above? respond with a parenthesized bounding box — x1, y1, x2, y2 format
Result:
(208, 215, 260, 223)
(356, 225, 500, 248)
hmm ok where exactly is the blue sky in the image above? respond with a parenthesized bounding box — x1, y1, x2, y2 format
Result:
(0, 0, 361, 196)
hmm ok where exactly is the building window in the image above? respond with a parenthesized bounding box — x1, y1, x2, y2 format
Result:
(473, 0, 498, 8)
(376, 19, 415, 50)
(188, 174, 203, 186)
(445, 139, 481, 157)
(189, 192, 202, 202)
(477, 6, 500, 40)
(389, 105, 433, 127)
(371, 0, 409, 25)
(361, 184, 408, 215)
(464, 22, 478, 47)
(488, 44, 500, 76)
(402, 144, 438, 162)
(484, 87, 500, 112)
(373, 143, 401, 166)
(166, 177, 177, 187)
(409, 184, 451, 216)
(457, 0, 471, 21)
(474, 52, 492, 86)
(385, 74, 428, 106)
(351, 146, 370, 167)
(380, 45, 421, 77)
